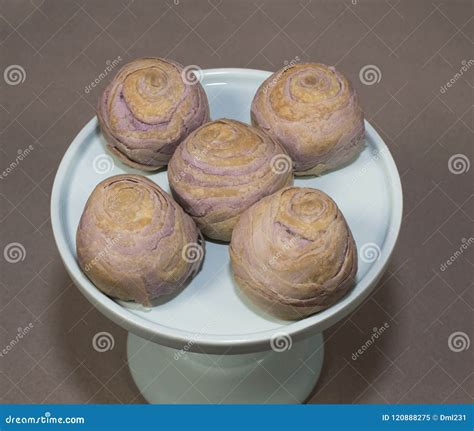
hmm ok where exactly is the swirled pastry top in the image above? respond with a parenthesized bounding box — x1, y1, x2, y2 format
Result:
(98, 58, 209, 170)
(230, 187, 357, 316)
(168, 119, 293, 241)
(76, 174, 202, 305)
(251, 63, 364, 174)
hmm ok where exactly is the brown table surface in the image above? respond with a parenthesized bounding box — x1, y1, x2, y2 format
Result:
(0, 0, 472, 404)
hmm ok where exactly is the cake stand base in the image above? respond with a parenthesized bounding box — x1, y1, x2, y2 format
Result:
(127, 332, 324, 404)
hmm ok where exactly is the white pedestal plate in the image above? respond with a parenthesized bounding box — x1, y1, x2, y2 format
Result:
(51, 69, 402, 404)
(127, 332, 324, 404)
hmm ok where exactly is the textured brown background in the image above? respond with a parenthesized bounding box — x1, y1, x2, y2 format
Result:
(0, 0, 472, 404)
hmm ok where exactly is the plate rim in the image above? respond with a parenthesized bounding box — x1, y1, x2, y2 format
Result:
(50, 68, 403, 353)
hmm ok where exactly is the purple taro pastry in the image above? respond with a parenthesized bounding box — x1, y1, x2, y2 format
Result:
(76, 174, 204, 306)
(168, 119, 294, 242)
(97, 58, 209, 171)
(251, 63, 365, 176)
(230, 187, 358, 320)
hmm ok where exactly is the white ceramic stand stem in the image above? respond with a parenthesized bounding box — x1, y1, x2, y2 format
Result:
(127, 332, 324, 404)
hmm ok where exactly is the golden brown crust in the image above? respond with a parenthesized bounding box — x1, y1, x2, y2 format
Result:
(168, 119, 294, 241)
(251, 63, 365, 175)
(229, 187, 357, 320)
(97, 58, 209, 171)
(76, 174, 204, 305)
